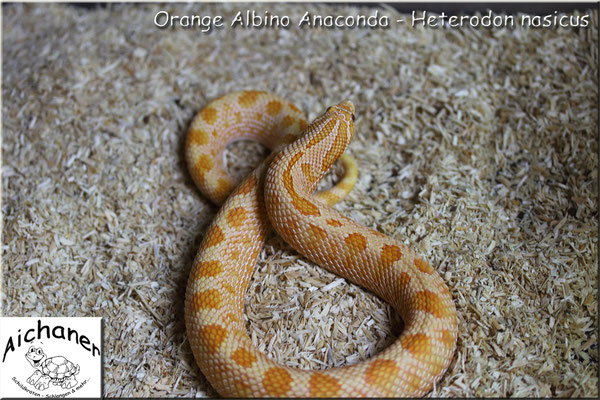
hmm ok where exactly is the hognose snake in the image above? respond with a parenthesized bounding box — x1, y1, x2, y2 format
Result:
(183, 91, 457, 397)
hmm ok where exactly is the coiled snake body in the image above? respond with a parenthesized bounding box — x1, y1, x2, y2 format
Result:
(184, 91, 457, 397)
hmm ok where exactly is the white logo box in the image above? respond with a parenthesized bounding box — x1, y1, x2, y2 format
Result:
(0, 317, 102, 398)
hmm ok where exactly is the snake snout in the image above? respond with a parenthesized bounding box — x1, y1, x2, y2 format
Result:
(337, 100, 354, 114)
(326, 100, 355, 123)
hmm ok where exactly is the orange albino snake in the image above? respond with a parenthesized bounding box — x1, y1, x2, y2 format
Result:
(184, 91, 457, 397)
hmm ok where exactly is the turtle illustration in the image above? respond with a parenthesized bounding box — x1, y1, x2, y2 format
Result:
(25, 346, 80, 391)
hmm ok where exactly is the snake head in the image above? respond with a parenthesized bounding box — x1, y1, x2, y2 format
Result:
(325, 101, 355, 123)
(323, 101, 356, 145)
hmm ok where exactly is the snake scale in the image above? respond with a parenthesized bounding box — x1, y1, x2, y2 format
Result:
(184, 91, 457, 397)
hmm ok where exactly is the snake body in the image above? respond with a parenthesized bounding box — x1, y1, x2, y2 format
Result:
(184, 91, 457, 397)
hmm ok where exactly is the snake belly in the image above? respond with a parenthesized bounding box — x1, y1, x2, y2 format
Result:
(184, 91, 457, 397)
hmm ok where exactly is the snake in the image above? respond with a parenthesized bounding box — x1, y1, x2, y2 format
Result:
(184, 90, 458, 397)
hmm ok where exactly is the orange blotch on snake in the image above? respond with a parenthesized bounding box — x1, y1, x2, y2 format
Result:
(309, 373, 341, 397)
(192, 289, 223, 310)
(231, 347, 257, 368)
(381, 244, 403, 264)
(344, 233, 367, 252)
(292, 193, 320, 216)
(365, 359, 399, 392)
(195, 154, 214, 172)
(414, 256, 434, 274)
(262, 367, 292, 396)
(201, 106, 218, 125)
(197, 260, 225, 278)
(216, 178, 232, 196)
(281, 115, 295, 127)
(226, 207, 248, 228)
(414, 290, 453, 318)
(399, 333, 432, 357)
(298, 119, 308, 131)
(326, 218, 343, 227)
(198, 325, 228, 353)
(204, 225, 225, 248)
(238, 91, 262, 107)
(189, 129, 209, 146)
(266, 101, 283, 116)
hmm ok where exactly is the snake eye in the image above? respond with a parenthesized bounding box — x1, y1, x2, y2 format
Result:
(351, 113, 355, 122)
(325, 106, 332, 113)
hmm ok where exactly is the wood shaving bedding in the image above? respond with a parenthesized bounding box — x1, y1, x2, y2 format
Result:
(1, 3, 597, 397)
